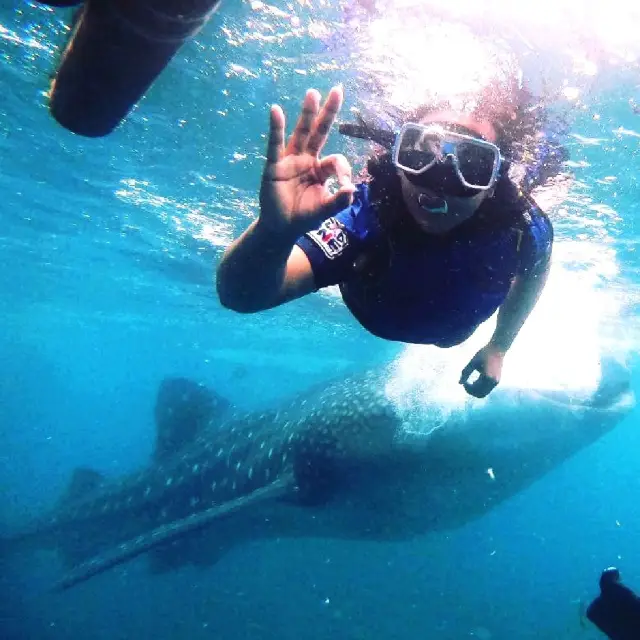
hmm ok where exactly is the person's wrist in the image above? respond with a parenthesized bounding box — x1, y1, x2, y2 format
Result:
(254, 212, 306, 256)
(486, 338, 508, 356)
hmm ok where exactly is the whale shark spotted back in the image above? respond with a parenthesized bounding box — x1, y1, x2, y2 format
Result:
(0, 360, 634, 592)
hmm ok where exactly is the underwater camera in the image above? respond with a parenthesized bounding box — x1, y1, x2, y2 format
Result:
(33, 0, 224, 136)
(587, 567, 640, 640)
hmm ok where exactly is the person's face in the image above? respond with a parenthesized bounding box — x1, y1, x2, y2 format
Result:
(398, 113, 499, 234)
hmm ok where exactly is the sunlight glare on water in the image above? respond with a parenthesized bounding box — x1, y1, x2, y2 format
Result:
(386, 236, 627, 416)
(2, 0, 640, 377)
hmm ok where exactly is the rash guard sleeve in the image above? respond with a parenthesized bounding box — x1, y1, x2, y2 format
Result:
(295, 183, 380, 288)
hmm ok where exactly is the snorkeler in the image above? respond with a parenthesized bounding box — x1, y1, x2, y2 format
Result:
(587, 567, 640, 640)
(216, 85, 557, 398)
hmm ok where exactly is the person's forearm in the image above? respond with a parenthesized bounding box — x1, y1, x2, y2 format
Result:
(489, 260, 551, 352)
(216, 218, 296, 313)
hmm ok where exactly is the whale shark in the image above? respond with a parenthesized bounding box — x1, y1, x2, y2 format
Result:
(1, 356, 634, 592)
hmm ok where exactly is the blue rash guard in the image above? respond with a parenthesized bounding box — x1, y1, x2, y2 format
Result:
(296, 180, 553, 348)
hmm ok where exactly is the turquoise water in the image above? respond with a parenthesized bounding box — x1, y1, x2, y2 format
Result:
(1, 1, 640, 638)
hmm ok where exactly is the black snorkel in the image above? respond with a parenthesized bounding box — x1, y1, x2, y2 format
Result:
(338, 121, 396, 149)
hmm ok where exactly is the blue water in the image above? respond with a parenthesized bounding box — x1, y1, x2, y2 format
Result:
(1, 1, 640, 638)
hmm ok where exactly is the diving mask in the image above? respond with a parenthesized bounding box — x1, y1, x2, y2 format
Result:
(339, 120, 503, 197)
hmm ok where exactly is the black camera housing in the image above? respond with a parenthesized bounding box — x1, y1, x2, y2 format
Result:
(587, 567, 640, 640)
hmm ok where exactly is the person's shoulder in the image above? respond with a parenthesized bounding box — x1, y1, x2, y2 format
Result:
(488, 178, 553, 273)
(521, 195, 554, 243)
(492, 175, 553, 238)
(339, 182, 372, 216)
(334, 181, 380, 237)
(516, 194, 553, 273)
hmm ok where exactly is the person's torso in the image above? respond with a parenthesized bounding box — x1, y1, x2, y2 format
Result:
(339, 185, 527, 346)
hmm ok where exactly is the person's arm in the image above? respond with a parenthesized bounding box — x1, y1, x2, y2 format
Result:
(490, 208, 554, 352)
(460, 260, 551, 398)
(460, 209, 553, 398)
(215, 85, 356, 314)
(488, 259, 550, 353)
(216, 219, 315, 313)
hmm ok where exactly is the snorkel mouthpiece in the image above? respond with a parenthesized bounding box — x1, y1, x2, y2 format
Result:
(418, 192, 448, 214)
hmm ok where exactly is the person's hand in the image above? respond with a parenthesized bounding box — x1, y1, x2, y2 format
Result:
(459, 344, 505, 398)
(259, 85, 356, 239)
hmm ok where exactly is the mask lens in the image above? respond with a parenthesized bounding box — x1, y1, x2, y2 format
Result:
(396, 127, 439, 172)
(397, 148, 434, 172)
(404, 162, 482, 198)
(456, 142, 496, 187)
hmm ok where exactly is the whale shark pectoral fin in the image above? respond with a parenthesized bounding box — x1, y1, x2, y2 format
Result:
(149, 542, 197, 575)
(291, 445, 341, 506)
(148, 538, 229, 575)
(52, 475, 294, 592)
(287, 427, 345, 507)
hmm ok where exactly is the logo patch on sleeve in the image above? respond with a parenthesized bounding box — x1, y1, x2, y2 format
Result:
(306, 217, 349, 259)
